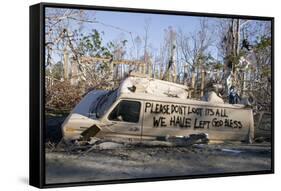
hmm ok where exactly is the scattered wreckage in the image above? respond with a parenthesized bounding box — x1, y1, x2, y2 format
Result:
(61, 74, 254, 145)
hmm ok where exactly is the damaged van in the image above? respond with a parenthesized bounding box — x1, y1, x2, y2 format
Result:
(61, 74, 254, 143)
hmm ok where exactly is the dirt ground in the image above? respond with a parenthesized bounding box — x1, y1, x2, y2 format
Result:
(45, 142, 271, 184)
(45, 116, 272, 184)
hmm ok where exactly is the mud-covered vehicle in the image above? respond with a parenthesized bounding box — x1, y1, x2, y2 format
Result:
(61, 74, 254, 144)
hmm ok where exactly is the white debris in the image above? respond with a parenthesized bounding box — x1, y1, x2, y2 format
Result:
(239, 97, 253, 106)
(138, 141, 174, 147)
(239, 56, 251, 70)
(94, 142, 124, 150)
(221, 148, 242, 154)
(88, 137, 100, 145)
(202, 91, 224, 104)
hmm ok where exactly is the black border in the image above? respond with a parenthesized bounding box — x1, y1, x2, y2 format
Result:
(29, 2, 274, 189)
(30, 3, 44, 188)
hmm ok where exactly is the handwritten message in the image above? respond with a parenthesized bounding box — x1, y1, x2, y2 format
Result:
(145, 102, 243, 129)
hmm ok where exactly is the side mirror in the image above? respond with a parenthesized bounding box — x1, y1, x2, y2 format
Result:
(117, 115, 123, 121)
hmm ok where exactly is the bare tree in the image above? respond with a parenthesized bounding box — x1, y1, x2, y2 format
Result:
(218, 19, 255, 96)
(162, 26, 177, 82)
(134, 36, 142, 59)
(111, 36, 128, 80)
(219, 19, 240, 95)
(177, 18, 213, 97)
(143, 18, 151, 75)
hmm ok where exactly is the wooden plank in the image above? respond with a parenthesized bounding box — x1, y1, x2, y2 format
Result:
(80, 56, 146, 66)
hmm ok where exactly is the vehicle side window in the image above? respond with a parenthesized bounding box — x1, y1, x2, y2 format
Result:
(108, 100, 141, 123)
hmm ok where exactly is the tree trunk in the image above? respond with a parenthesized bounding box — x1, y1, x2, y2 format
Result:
(63, 48, 69, 80)
(223, 19, 241, 96)
(189, 69, 196, 98)
(200, 68, 205, 97)
(70, 60, 79, 86)
(232, 19, 240, 83)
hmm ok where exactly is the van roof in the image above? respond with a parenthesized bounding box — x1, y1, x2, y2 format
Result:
(118, 92, 246, 110)
(117, 75, 247, 110)
(118, 75, 189, 99)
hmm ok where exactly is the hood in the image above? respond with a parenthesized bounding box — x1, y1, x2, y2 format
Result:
(71, 90, 108, 118)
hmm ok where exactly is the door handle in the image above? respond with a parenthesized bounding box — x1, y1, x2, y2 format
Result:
(129, 127, 140, 131)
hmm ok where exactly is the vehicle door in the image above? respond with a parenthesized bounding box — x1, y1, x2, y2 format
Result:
(103, 99, 143, 139)
(141, 101, 176, 139)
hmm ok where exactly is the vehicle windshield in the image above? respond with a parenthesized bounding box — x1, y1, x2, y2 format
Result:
(89, 89, 118, 119)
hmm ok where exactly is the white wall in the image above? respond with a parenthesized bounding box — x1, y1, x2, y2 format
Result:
(0, 0, 279, 190)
